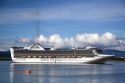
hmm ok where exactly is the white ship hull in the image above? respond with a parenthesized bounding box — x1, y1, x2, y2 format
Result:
(11, 57, 112, 64)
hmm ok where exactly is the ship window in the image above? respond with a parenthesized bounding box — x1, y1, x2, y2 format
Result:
(22, 56, 26, 58)
(61, 56, 65, 58)
(33, 56, 37, 58)
(27, 56, 31, 58)
(52, 56, 55, 58)
(43, 56, 48, 58)
(66, 56, 70, 58)
(77, 56, 81, 58)
(71, 56, 76, 58)
(38, 56, 42, 58)
(57, 56, 60, 58)
(48, 56, 51, 58)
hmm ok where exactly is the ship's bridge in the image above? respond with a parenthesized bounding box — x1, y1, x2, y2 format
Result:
(24, 43, 45, 51)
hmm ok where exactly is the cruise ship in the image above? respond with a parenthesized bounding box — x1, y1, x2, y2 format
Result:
(10, 43, 114, 64)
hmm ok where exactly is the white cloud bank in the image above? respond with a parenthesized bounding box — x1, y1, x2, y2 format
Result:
(1, 32, 125, 51)
(35, 32, 120, 49)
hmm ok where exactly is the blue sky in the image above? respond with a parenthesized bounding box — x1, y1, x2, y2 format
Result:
(0, 0, 125, 50)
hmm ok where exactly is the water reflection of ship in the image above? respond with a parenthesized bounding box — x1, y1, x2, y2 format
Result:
(10, 63, 99, 83)
(10, 63, 59, 83)
(9, 63, 115, 83)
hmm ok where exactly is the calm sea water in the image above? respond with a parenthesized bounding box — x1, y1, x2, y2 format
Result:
(0, 61, 125, 83)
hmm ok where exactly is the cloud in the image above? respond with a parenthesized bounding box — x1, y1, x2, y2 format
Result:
(19, 38, 30, 43)
(108, 38, 125, 51)
(36, 34, 66, 49)
(36, 35, 47, 42)
(0, 32, 125, 51)
(36, 32, 120, 49)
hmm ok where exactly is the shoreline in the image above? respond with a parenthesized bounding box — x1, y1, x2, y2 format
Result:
(0, 58, 11, 61)
(111, 57, 125, 61)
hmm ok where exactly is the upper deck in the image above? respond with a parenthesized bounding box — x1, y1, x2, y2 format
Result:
(12, 43, 103, 58)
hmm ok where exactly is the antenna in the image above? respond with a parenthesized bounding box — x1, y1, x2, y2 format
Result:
(13, 36, 19, 47)
(36, 6, 41, 38)
(113, 51, 115, 56)
(32, 2, 41, 43)
(36, 20, 40, 38)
